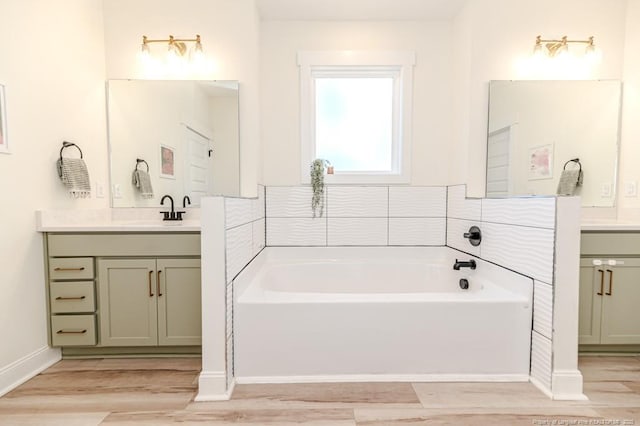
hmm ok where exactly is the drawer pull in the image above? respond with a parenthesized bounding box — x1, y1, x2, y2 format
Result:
(149, 270, 154, 297)
(157, 270, 163, 297)
(55, 296, 86, 301)
(597, 269, 604, 295)
(54, 267, 86, 271)
(606, 269, 613, 295)
(56, 329, 87, 334)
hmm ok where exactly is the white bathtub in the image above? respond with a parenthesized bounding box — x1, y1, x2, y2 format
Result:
(234, 247, 533, 383)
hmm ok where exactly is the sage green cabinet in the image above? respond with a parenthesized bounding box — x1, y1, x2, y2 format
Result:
(579, 257, 640, 345)
(98, 258, 201, 347)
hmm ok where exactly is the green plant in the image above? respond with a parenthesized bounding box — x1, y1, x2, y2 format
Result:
(310, 159, 329, 218)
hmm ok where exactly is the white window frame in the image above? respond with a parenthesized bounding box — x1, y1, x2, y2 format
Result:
(298, 51, 415, 184)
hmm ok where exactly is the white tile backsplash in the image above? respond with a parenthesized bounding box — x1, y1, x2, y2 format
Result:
(225, 198, 254, 229)
(225, 223, 253, 282)
(266, 186, 316, 218)
(389, 186, 446, 217)
(534, 281, 553, 339)
(447, 185, 481, 221)
(252, 219, 265, 254)
(531, 331, 553, 392)
(328, 218, 387, 246)
(267, 217, 327, 246)
(327, 186, 388, 217)
(482, 197, 556, 229)
(481, 222, 554, 284)
(389, 218, 446, 246)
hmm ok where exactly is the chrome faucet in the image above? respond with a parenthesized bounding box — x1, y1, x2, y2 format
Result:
(160, 195, 185, 221)
(453, 259, 476, 270)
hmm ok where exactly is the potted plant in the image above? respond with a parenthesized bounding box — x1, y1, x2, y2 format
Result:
(310, 159, 331, 218)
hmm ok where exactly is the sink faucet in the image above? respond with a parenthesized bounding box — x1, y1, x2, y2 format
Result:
(453, 259, 476, 270)
(183, 195, 191, 208)
(160, 195, 185, 221)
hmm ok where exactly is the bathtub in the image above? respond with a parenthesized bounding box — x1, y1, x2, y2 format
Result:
(234, 247, 533, 383)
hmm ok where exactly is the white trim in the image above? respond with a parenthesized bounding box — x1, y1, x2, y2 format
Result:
(298, 51, 415, 185)
(236, 373, 530, 384)
(529, 376, 553, 399)
(0, 83, 9, 154)
(551, 370, 588, 401)
(195, 370, 232, 401)
(0, 346, 61, 397)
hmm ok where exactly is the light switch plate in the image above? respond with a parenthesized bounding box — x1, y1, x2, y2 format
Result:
(113, 184, 122, 199)
(601, 183, 612, 198)
(624, 181, 638, 197)
(95, 182, 104, 198)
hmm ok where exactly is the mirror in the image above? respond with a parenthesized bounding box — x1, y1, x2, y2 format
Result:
(107, 79, 240, 207)
(487, 80, 621, 207)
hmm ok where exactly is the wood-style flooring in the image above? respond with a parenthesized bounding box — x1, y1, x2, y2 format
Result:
(0, 356, 639, 425)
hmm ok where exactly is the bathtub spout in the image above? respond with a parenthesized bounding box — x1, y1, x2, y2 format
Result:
(453, 259, 476, 270)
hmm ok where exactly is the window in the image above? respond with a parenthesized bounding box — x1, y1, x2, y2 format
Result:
(298, 51, 415, 184)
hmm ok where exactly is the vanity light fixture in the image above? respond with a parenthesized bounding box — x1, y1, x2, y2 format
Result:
(533, 35, 600, 60)
(140, 34, 203, 60)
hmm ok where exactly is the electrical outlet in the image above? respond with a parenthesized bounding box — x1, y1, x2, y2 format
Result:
(95, 182, 105, 198)
(624, 181, 638, 197)
(113, 184, 122, 199)
(601, 183, 612, 198)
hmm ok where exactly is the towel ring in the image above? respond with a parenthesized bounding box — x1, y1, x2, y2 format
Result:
(135, 158, 149, 173)
(59, 141, 83, 160)
(563, 158, 582, 173)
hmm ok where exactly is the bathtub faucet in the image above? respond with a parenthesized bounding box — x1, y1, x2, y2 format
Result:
(453, 259, 476, 270)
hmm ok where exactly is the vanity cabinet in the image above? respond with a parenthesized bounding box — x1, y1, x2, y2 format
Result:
(98, 258, 201, 346)
(579, 232, 640, 347)
(45, 232, 201, 353)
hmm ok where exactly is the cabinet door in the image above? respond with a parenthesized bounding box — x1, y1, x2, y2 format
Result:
(601, 261, 640, 344)
(98, 259, 158, 346)
(156, 258, 201, 346)
(578, 264, 603, 344)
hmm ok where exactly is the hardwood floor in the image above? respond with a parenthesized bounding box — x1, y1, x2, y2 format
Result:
(0, 356, 638, 425)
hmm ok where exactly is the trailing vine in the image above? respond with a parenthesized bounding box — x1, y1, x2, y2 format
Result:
(310, 159, 329, 218)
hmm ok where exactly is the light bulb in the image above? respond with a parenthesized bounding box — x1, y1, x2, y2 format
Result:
(585, 43, 602, 64)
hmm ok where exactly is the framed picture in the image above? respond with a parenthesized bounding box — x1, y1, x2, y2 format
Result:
(159, 144, 175, 179)
(0, 84, 8, 154)
(528, 143, 553, 180)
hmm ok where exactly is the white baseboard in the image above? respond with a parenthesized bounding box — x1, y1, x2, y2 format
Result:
(236, 373, 530, 384)
(529, 376, 553, 399)
(0, 346, 61, 397)
(194, 371, 233, 401)
(551, 370, 588, 400)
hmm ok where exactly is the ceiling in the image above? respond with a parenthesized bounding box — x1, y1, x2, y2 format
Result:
(255, 0, 468, 21)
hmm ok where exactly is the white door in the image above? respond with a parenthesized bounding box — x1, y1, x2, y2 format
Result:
(183, 125, 211, 205)
(486, 126, 512, 197)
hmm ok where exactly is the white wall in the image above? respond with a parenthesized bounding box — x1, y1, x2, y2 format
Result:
(0, 0, 107, 388)
(260, 20, 452, 186)
(619, 0, 640, 218)
(102, 0, 261, 196)
(451, 0, 628, 198)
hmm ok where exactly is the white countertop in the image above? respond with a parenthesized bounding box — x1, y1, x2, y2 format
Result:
(36, 208, 201, 232)
(581, 221, 640, 231)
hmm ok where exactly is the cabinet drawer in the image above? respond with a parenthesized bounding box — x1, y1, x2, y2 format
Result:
(50, 315, 97, 346)
(49, 258, 94, 280)
(50, 281, 95, 313)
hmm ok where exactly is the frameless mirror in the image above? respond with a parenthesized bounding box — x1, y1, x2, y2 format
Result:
(487, 80, 621, 207)
(107, 79, 240, 207)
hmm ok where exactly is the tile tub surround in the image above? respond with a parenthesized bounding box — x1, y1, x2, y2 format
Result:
(266, 186, 446, 246)
(199, 186, 265, 401)
(447, 185, 583, 399)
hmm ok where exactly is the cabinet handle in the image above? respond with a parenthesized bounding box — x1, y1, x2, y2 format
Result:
(55, 296, 86, 301)
(54, 267, 85, 271)
(157, 270, 163, 297)
(606, 269, 613, 295)
(148, 270, 154, 297)
(597, 269, 604, 295)
(56, 329, 87, 334)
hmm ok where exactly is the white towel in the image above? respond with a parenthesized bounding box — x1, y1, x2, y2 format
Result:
(56, 158, 91, 198)
(557, 169, 582, 196)
(132, 169, 154, 199)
